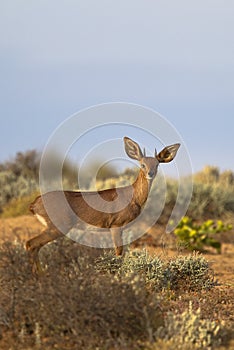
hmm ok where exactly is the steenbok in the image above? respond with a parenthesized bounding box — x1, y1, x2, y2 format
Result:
(26, 137, 180, 273)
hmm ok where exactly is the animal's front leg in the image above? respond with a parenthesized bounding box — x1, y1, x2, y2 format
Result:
(110, 227, 123, 256)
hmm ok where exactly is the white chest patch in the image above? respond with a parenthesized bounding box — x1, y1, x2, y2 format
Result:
(35, 214, 48, 227)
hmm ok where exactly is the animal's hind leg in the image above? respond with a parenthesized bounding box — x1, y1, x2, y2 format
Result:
(110, 228, 123, 256)
(26, 228, 62, 274)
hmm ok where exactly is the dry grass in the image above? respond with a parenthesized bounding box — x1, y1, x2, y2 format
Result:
(0, 215, 41, 243)
(0, 216, 233, 349)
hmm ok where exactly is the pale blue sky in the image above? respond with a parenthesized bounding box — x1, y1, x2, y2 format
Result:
(1, 1, 234, 173)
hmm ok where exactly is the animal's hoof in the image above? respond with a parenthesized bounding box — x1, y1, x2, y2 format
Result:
(25, 240, 32, 251)
(115, 247, 123, 256)
(32, 262, 44, 276)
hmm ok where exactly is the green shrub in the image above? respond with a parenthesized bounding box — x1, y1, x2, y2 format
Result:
(0, 171, 38, 212)
(95, 250, 215, 291)
(174, 216, 232, 253)
(96, 249, 165, 290)
(164, 253, 215, 291)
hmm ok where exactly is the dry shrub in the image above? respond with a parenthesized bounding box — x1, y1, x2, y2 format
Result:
(0, 240, 231, 350)
(0, 241, 162, 349)
(155, 301, 223, 349)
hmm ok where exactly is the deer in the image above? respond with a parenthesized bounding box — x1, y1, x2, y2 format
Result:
(26, 137, 180, 274)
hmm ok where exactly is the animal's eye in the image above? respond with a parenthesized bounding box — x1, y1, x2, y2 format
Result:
(141, 164, 146, 169)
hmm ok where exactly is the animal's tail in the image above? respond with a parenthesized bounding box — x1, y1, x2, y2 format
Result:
(29, 196, 40, 215)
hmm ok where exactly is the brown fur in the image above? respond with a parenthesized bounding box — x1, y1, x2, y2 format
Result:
(26, 137, 180, 274)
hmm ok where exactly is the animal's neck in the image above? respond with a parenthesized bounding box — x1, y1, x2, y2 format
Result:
(132, 170, 152, 207)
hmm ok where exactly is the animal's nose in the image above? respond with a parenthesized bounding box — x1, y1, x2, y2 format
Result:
(148, 171, 154, 178)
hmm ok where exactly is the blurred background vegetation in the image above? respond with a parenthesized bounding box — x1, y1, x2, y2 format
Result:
(0, 150, 234, 223)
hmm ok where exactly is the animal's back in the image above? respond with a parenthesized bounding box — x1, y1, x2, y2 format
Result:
(29, 187, 139, 230)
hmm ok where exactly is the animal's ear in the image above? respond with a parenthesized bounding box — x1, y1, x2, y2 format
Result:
(124, 137, 143, 161)
(157, 143, 180, 163)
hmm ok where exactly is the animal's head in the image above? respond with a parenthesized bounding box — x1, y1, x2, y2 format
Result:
(124, 136, 180, 181)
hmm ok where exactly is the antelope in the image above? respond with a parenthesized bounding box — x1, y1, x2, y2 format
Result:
(26, 137, 180, 273)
